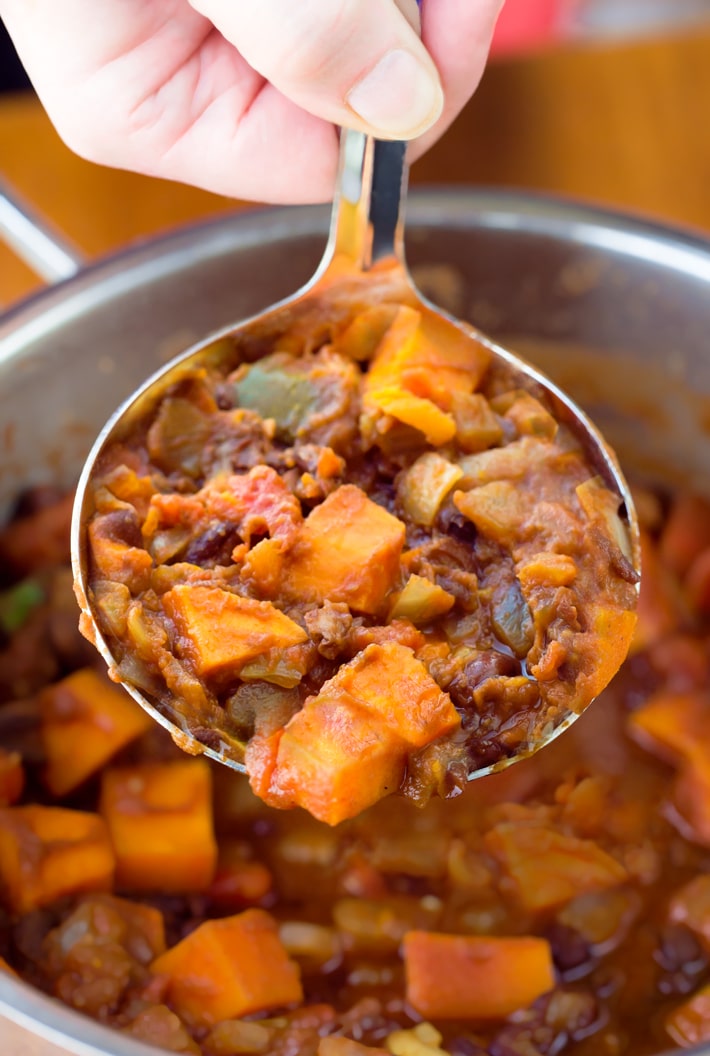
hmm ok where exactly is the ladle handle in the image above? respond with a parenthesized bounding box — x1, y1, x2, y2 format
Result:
(0, 179, 84, 284)
(322, 129, 409, 276)
(323, 0, 421, 274)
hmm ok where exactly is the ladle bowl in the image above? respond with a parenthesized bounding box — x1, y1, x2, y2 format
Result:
(71, 131, 641, 780)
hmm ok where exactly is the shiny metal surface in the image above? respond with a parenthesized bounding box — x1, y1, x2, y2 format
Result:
(1, 187, 710, 1054)
(0, 179, 84, 283)
(71, 130, 641, 780)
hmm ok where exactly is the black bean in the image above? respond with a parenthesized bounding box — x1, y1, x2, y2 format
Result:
(184, 524, 240, 565)
(93, 508, 143, 548)
(655, 924, 706, 974)
(190, 726, 225, 752)
(437, 502, 478, 546)
(546, 922, 594, 976)
(655, 923, 708, 995)
(214, 383, 235, 410)
(448, 650, 522, 712)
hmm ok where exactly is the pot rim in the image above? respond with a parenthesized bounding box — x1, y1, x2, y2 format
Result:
(4, 185, 710, 349)
(2, 185, 709, 1056)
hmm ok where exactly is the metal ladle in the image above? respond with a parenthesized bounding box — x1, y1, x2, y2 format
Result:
(71, 128, 641, 781)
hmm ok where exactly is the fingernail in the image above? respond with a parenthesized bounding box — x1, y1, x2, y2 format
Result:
(346, 48, 444, 138)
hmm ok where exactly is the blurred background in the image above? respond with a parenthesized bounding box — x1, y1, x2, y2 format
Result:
(2, 0, 710, 307)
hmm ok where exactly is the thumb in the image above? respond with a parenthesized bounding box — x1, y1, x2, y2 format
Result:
(188, 0, 444, 140)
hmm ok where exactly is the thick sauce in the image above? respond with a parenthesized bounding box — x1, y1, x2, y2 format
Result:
(81, 279, 638, 824)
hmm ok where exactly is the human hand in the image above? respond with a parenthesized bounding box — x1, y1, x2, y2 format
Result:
(0, 0, 504, 204)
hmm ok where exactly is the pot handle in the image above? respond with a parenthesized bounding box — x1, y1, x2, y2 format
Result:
(0, 179, 85, 283)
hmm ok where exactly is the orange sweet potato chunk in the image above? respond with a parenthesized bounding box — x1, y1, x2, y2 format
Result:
(659, 493, 710, 577)
(0, 749, 24, 807)
(628, 691, 710, 765)
(332, 643, 460, 749)
(0, 955, 17, 976)
(485, 821, 627, 912)
(151, 909, 302, 1027)
(99, 759, 217, 892)
(248, 700, 406, 827)
(365, 387, 456, 446)
(281, 485, 405, 615)
(246, 644, 459, 826)
(163, 585, 308, 681)
(88, 515, 153, 589)
(365, 305, 490, 409)
(666, 983, 710, 1049)
(576, 606, 638, 706)
(361, 308, 490, 446)
(0, 806, 115, 913)
(673, 756, 710, 847)
(403, 931, 555, 1020)
(40, 667, 152, 796)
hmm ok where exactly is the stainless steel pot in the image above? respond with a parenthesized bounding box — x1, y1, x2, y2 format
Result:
(1, 186, 710, 1056)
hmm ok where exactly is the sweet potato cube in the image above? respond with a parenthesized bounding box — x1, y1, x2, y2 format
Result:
(330, 643, 460, 749)
(485, 822, 627, 912)
(666, 984, 710, 1049)
(673, 756, 710, 847)
(365, 387, 456, 446)
(88, 515, 153, 589)
(40, 668, 152, 796)
(687, 547, 710, 614)
(0, 749, 24, 807)
(0, 805, 114, 913)
(517, 552, 578, 589)
(163, 585, 308, 681)
(281, 485, 405, 615)
(660, 493, 710, 577)
(577, 606, 637, 705)
(151, 909, 302, 1027)
(248, 699, 406, 827)
(628, 691, 710, 765)
(99, 759, 217, 892)
(333, 303, 399, 362)
(365, 305, 490, 409)
(403, 931, 555, 1020)
(247, 644, 458, 825)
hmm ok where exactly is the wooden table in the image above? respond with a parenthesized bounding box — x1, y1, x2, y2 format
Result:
(3, 26, 710, 310)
